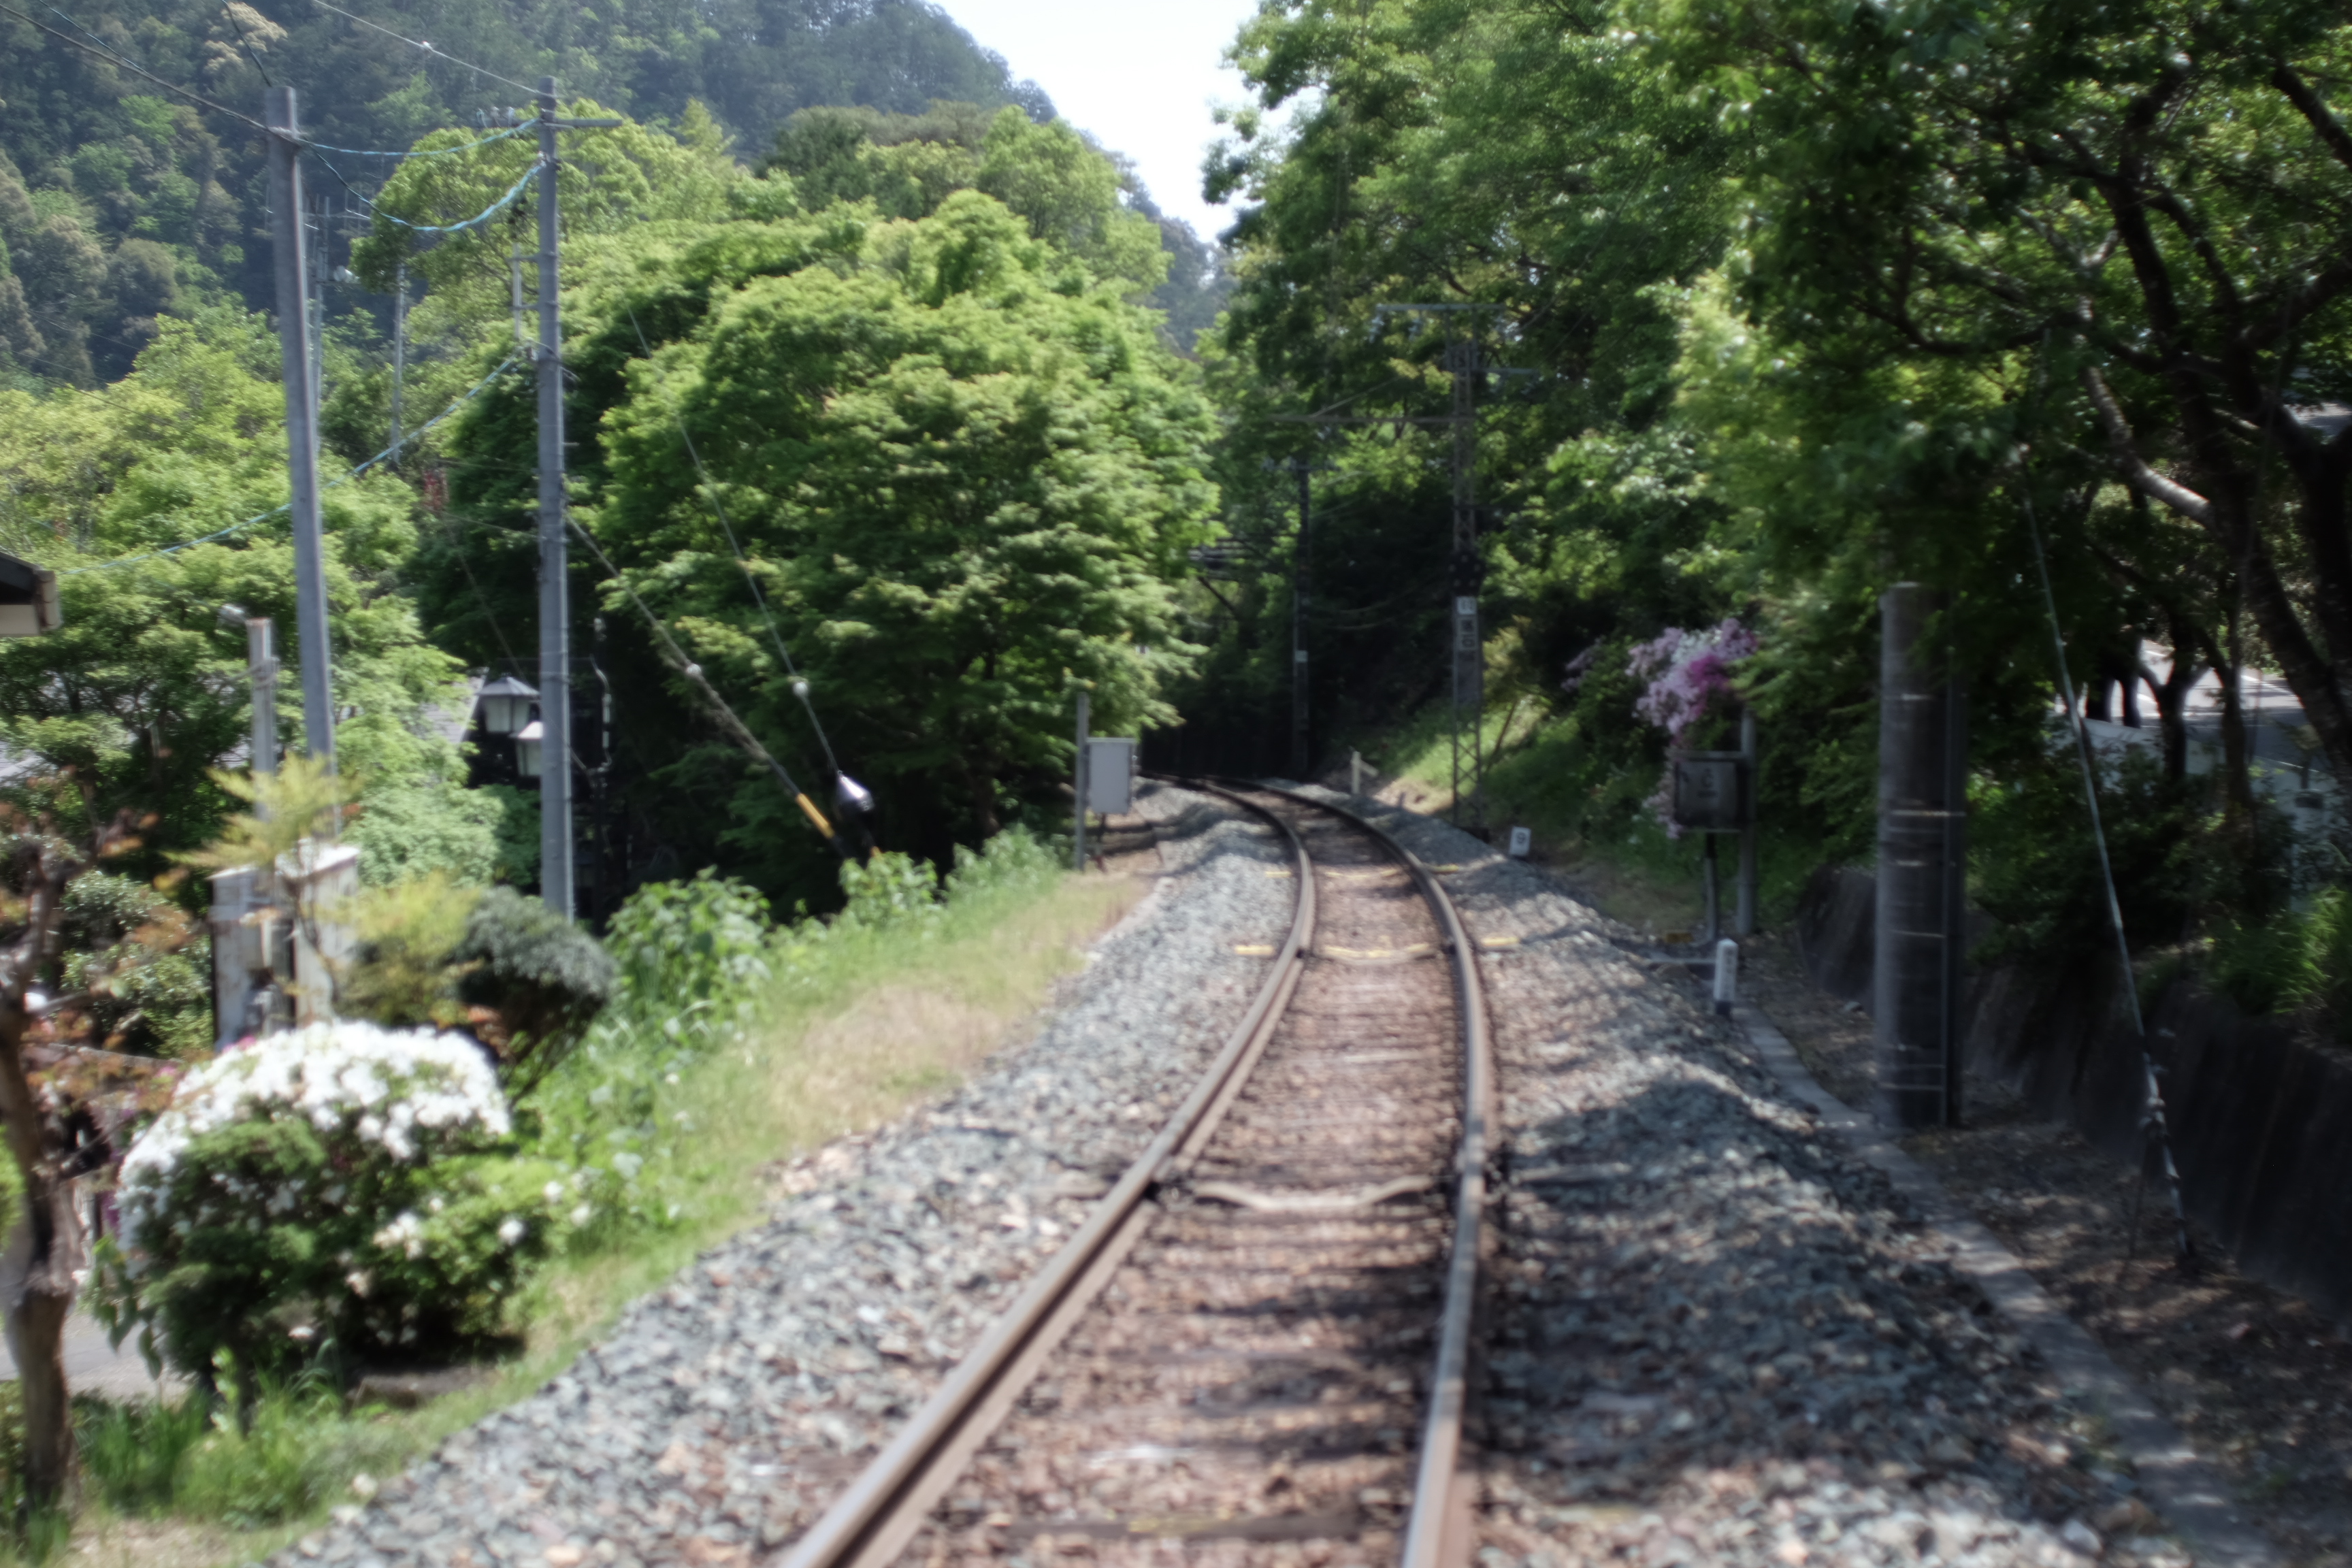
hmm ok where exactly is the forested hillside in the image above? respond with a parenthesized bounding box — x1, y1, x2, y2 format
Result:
(0, 0, 1222, 386)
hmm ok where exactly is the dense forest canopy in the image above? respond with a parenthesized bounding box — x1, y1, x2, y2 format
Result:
(0, 0, 1225, 386)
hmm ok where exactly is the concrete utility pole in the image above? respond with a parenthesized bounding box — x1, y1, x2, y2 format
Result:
(1273, 457, 1331, 779)
(390, 263, 407, 452)
(1447, 331, 1484, 833)
(1073, 688, 1091, 871)
(1736, 706, 1759, 937)
(1874, 584, 1966, 1130)
(535, 76, 574, 919)
(263, 87, 336, 770)
(525, 81, 624, 920)
(246, 615, 278, 778)
(1291, 461, 1311, 779)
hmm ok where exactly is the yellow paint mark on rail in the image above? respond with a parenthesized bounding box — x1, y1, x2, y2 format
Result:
(1232, 943, 1277, 956)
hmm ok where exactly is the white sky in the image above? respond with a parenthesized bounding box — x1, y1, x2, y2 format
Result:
(936, 0, 1264, 243)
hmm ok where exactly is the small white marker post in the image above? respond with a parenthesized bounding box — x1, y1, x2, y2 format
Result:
(1713, 938, 1740, 1017)
(1350, 749, 1365, 797)
(1507, 826, 1532, 859)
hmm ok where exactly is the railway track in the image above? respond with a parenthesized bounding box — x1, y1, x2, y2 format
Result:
(772, 780, 1494, 1568)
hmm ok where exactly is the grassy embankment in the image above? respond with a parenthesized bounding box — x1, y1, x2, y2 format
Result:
(29, 859, 1145, 1568)
(1350, 700, 1825, 936)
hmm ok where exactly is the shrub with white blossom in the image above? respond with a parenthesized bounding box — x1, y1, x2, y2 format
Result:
(94, 1021, 580, 1383)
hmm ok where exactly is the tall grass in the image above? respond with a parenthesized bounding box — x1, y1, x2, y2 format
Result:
(31, 834, 1144, 1565)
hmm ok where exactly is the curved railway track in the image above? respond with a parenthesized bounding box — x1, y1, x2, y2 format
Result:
(773, 780, 1494, 1568)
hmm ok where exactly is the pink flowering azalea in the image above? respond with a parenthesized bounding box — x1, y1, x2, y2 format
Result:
(1626, 619, 1757, 835)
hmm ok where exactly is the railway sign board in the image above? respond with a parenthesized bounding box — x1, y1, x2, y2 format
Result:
(1671, 751, 1750, 832)
(1085, 737, 1136, 815)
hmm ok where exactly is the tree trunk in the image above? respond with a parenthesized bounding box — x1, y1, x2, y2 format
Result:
(1, 1185, 79, 1509)
(964, 762, 1000, 838)
(2143, 651, 2203, 783)
(0, 840, 91, 1511)
(2215, 659, 2253, 815)
(0, 1019, 80, 1509)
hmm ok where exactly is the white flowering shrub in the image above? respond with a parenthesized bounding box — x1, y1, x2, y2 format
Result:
(93, 1021, 581, 1382)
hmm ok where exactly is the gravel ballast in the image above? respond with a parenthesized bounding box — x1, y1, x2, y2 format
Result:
(275, 783, 1288, 1568)
(1292, 785, 2179, 1568)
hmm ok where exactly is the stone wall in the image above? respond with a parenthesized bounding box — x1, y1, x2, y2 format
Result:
(1791, 867, 2352, 1323)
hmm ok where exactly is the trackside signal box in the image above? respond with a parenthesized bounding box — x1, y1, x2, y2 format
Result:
(1086, 737, 1137, 815)
(1671, 751, 1751, 832)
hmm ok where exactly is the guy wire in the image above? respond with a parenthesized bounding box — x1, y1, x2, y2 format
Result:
(304, 0, 541, 95)
(563, 512, 846, 856)
(623, 306, 849, 781)
(2016, 335, 2195, 1271)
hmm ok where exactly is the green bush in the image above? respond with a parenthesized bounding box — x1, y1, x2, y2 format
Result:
(451, 887, 615, 1092)
(2210, 887, 2352, 1039)
(340, 873, 483, 1031)
(943, 825, 1058, 900)
(1971, 746, 2285, 966)
(347, 783, 539, 889)
(834, 850, 941, 928)
(59, 871, 159, 948)
(94, 1022, 577, 1386)
(603, 870, 772, 1030)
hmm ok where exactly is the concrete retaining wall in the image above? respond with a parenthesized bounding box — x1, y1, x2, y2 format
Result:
(1791, 867, 2352, 1323)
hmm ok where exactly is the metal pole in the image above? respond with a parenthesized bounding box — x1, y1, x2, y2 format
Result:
(536, 76, 574, 918)
(1874, 584, 1956, 1130)
(1702, 832, 1720, 946)
(390, 262, 406, 452)
(1291, 461, 1311, 779)
(1073, 689, 1090, 871)
(247, 617, 278, 778)
(264, 88, 336, 770)
(1736, 706, 1759, 936)
(1943, 672, 1969, 1126)
(1449, 332, 1484, 833)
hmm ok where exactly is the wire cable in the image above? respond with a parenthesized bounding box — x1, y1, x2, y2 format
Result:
(300, 123, 532, 159)
(621, 307, 849, 779)
(59, 354, 523, 573)
(302, 0, 540, 95)
(316, 154, 540, 234)
(0, 1, 270, 130)
(216, 0, 274, 86)
(561, 514, 846, 853)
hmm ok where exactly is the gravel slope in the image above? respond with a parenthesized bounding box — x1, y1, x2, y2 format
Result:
(277, 784, 1287, 1568)
(1292, 785, 2175, 1568)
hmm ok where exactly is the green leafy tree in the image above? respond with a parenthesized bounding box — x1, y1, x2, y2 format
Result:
(582, 191, 1214, 865)
(0, 314, 478, 870)
(1642, 0, 2352, 801)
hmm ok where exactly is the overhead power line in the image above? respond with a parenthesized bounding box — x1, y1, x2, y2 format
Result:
(623, 307, 851, 782)
(59, 354, 523, 574)
(0, 1, 270, 129)
(302, 0, 540, 95)
(301, 122, 533, 159)
(314, 153, 540, 233)
(561, 515, 847, 854)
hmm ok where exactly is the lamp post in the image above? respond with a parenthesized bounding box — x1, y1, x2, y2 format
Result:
(476, 674, 538, 738)
(514, 714, 546, 782)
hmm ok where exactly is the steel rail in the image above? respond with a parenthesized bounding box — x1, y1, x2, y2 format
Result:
(767, 785, 1315, 1568)
(764, 779, 1493, 1568)
(1279, 787, 1495, 1568)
